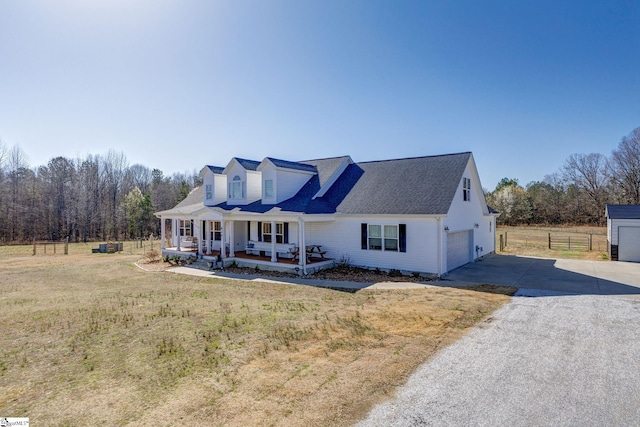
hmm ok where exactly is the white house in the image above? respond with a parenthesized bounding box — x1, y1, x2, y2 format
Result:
(606, 204, 640, 262)
(155, 152, 498, 276)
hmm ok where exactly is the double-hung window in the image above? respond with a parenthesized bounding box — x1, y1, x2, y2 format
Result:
(210, 221, 221, 241)
(262, 222, 285, 243)
(178, 220, 192, 237)
(362, 223, 406, 252)
(205, 184, 213, 201)
(384, 225, 398, 251)
(264, 179, 274, 198)
(368, 225, 382, 250)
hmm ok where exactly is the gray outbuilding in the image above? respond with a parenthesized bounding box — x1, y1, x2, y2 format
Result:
(606, 204, 640, 262)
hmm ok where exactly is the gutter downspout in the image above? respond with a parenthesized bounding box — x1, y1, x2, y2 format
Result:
(298, 216, 307, 275)
(436, 217, 443, 277)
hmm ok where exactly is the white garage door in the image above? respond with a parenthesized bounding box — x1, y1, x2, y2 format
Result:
(619, 226, 640, 262)
(447, 230, 473, 272)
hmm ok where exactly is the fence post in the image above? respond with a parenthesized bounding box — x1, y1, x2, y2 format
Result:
(568, 236, 571, 250)
(505, 231, 508, 247)
(589, 234, 592, 251)
(65, 237, 69, 255)
(499, 234, 504, 251)
(548, 233, 551, 249)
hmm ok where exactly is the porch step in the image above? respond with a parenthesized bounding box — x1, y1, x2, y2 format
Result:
(189, 259, 224, 271)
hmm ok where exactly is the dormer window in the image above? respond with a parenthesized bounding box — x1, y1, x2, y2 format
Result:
(229, 175, 245, 200)
(264, 179, 274, 198)
(205, 184, 213, 200)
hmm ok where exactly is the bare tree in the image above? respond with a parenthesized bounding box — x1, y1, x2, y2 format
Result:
(562, 153, 609, 224)
(608, 127, 640, 204)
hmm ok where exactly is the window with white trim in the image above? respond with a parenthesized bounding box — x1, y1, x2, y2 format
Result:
(262, 222, 285, 243)
(384, 225, 398, 251)
(229, 175, 245, 200)
(368, 225, 382, 250)
(178, 220, 192, 237)
(361, 223, 406, 252)
(205, 184, 213, 200)
(264, 179, 274, 198)
(463, 177, 471, 201)
(209, 221, 221, 241)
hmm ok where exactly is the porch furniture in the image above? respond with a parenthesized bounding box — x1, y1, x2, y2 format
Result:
(180, 236, 197, 249)
(245, 241, 296, 258)
(306, 245, 327, 260)
(292, 245, 327, 262)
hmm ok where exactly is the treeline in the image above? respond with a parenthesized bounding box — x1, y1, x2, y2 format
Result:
(486, 126, 640, 226)
(0, 143, 200, 243)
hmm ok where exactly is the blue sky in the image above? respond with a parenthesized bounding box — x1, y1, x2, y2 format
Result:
(1, 0, 638, 191)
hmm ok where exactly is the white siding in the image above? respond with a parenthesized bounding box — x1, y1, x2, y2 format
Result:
(261, 167, 277, 204)
(246, 171, 262, 203)
(444, 159, 494, 259)
(214, 174, 227, 205)
(202, 170, 227, 206)
(303, 216, 440, 274)
(259, 164, 313, 205)
(609, 219, 640, 245)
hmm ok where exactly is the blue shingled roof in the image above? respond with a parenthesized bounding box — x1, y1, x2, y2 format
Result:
(164, 152, 483, 217)
(266, 157, 317, 173)
(606, 204, 640, 219)
(234, 158, 261, 171)
(205, 165, 225, 174)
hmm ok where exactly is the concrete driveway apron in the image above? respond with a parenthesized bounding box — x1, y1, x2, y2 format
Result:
(444, 254, 640, 298)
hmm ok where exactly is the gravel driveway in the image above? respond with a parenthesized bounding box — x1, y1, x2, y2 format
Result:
(358, 291, 640, 426)
(358, 255, 640, 426)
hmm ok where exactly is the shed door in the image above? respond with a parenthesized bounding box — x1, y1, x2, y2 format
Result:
(619, 226, 640, 262)
(447, 230, 473, 272)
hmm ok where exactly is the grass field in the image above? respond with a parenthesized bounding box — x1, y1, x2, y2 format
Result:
(496, 226, 608, 261)
(0, 244, 513, 426)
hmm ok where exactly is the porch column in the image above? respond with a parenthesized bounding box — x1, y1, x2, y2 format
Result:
(193, 221, 202, 256)
(270, 220, 277, 262)
(229, 220, 235, 257)
(160, 218, 166, 250)
(298, 217, 306, 273)
(220, 221, 226, 259)
(205, 220, 211, 254)
(176, 219, 181, 251)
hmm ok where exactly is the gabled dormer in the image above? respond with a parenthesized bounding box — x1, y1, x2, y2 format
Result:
(201, 165, 226, 206)
(223, 158, 262, 206)
(309, 156, 353, 199)
(257, 158, 317, 205)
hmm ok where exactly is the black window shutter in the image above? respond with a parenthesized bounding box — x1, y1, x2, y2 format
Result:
(361, 223, 368, 250)
(258, 222, 262, 241)
(399, 224, 407, 252)
(247, 222, 251, 240)
(284, 223, 289, 243)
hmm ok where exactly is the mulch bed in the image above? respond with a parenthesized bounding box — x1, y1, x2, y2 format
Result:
(137, 259, 434, 283)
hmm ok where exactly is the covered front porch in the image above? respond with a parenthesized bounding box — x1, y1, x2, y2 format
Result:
(162, 247, 334, 274)
(159, 211, 336, 274)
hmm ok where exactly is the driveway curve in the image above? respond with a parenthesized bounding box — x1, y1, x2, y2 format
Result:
(358, 291, 640, 426)
(358, 255, 640, 426)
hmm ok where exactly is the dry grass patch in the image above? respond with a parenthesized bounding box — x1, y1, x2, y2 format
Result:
(0, 248, 513, 426)
(496, 225, 608, 260)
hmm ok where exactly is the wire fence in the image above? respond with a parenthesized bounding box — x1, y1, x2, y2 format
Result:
(497, 228, 607, 253)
